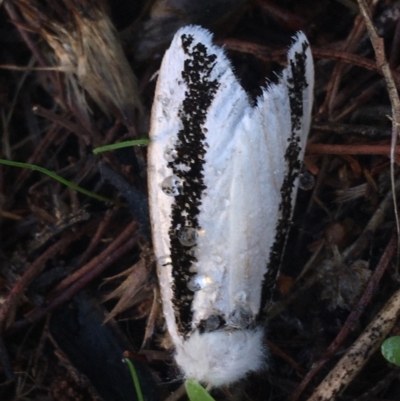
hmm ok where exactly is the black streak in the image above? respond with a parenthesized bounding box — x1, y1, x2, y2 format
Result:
(169, 34, 219, 336)
(259, 41, 310, 317)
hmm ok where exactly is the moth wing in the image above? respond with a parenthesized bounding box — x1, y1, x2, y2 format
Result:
(147, 28, 192, 345)
(257, 32, 314, 308)
(148, 26, 251, 341)
(194, 32, 314, 323)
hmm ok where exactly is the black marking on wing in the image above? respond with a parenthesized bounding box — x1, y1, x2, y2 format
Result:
(168, 33, 219, 337)
(259, 40, 310, 318)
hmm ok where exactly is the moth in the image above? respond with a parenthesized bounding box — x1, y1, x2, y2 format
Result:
(148, 25, 313, 387)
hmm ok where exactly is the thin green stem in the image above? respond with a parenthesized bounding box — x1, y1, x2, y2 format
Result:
(0, 158, 120, 205)
(93, 139, 149, 154)
(124, 358, 144, 401)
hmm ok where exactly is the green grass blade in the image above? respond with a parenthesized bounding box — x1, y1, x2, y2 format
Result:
(185, 380, 216, 401)
(0, 158, 120, 205)
(93, 139, 150, 154)
(124, 358, 144, 401)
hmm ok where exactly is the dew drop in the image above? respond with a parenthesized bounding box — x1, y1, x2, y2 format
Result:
(299, 171, 315, 191)
(187, 274, 209, 292)
(164, 147, 178, 162)
(204, 315, 221, 331)
(178, 227, 198, 247)
(227, 306, 253, 328)
(162, 109, 170, 120)
(161, 176, 183, 196)
(234, 291, 247, 303)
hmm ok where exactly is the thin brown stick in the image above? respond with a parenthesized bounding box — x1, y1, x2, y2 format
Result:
(254, 0, 307, 31)
(307, 237, 399, 400)
(343, 179, 400, 261)
(0, 64, 68, 71)
(292, 235, 397, 401)
(4, 1, 57, 89)
(357, 0, 400, 252)
(317, 0, 373, 119)
(33, 106, 92, 146)
(11, 235, 143, 331)
(266, 339, 307, 375)
(51, 220, 138, 295)
(78, 209, 116, 266)
(0, 233, 75, 331)
(312, 47, 400, 87)
(222, 39, 400, 87)
(312, 121, 391, 137)
(12, 124, 66, 196)
(307, 142, 400, 155)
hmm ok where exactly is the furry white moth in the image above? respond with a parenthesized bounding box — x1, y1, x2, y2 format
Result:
(148, 25, 313, 387)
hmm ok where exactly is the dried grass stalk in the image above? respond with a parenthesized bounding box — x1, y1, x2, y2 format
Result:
(15, 0, 141, 125)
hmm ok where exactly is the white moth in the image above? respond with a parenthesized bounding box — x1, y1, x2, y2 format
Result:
(148, 25, 313, 387)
